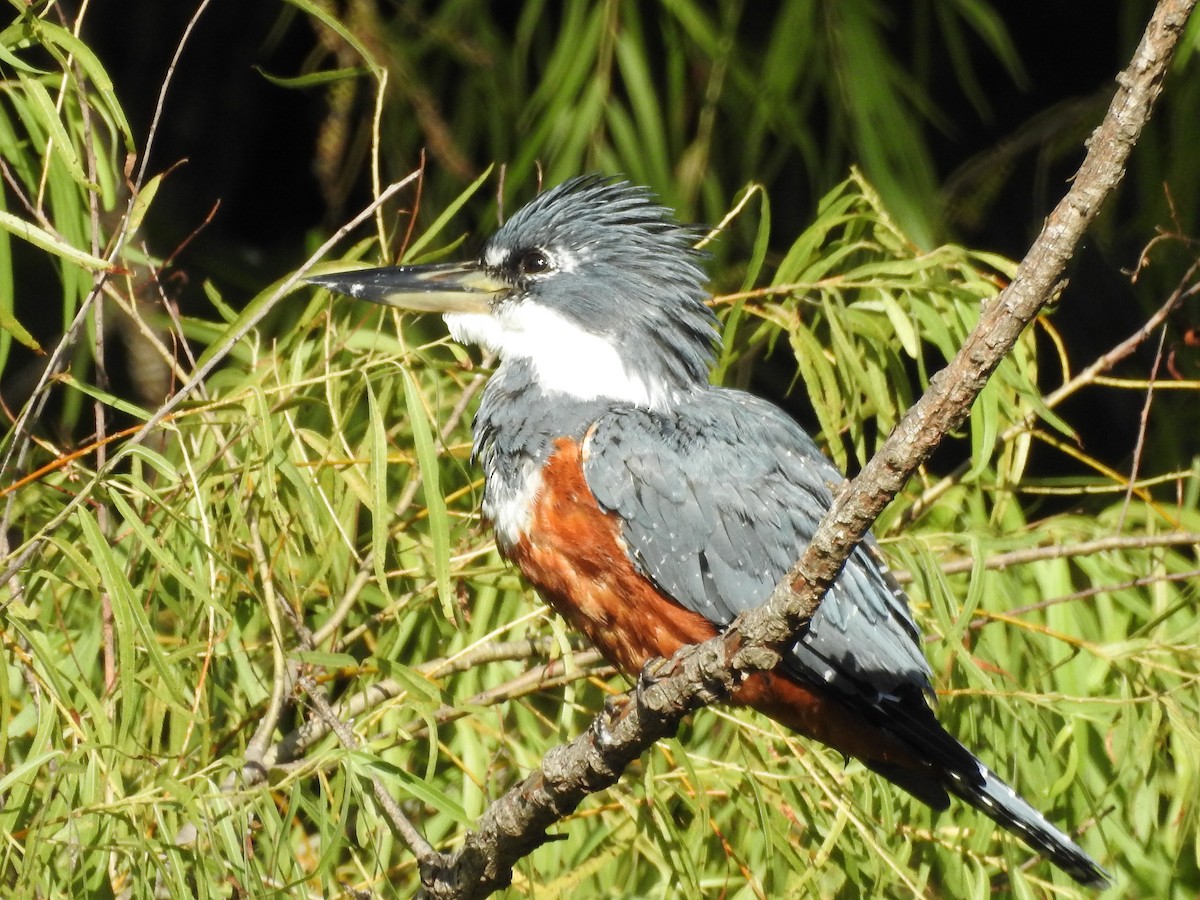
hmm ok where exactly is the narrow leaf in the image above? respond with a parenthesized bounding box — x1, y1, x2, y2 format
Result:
(402, 369, 454, 620)
(0, 208, 111, 271)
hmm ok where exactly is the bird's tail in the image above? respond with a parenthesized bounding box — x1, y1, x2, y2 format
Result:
(942, 761, 1110, 888)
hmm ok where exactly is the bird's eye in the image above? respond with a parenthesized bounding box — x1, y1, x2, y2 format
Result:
(517, 249, 553, 276)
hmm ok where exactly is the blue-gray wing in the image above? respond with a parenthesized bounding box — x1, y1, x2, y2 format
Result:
(582, 389, 932, 701)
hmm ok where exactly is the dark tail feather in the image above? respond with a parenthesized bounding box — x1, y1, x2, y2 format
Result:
(943, 761, 1110, 888)
(825, 681, 1108, 885)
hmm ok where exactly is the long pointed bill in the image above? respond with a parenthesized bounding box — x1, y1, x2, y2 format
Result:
(307, 261, 507, 314)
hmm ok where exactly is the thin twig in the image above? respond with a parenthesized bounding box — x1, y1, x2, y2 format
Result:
(297, 673, 438, 863)
(133, 0, 213, 191)
(889, 531, 1200, 583)
(967, 566, 1200, 632)
(243, 515, 292, 767)
(1117, 326, 1168, 532)
(902, 261, 1200, 527)
(258, 642, 605, 773)
(406, 650, 610, 742)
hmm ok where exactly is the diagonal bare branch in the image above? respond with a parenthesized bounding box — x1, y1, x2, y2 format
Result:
(412, 1, 1196, 895)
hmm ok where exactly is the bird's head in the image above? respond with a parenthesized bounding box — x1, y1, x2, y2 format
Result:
(310, 176, 718, 409)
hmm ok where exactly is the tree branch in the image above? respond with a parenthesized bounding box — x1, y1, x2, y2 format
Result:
(414, 2, 1196, 895)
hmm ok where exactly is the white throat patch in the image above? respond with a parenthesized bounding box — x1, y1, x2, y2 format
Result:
(443, 302, 671, 408)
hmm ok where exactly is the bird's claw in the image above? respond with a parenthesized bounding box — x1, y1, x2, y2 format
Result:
(603, 692, 631, 719)
(591, 694, 629, 749)
(638, 656, 673, 690)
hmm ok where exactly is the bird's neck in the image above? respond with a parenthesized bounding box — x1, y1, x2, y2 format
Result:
(472, 358, 628, 468)
(472, 358, 627, 548)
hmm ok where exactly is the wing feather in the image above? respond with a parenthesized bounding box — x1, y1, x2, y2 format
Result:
(583, 389, 933, 703)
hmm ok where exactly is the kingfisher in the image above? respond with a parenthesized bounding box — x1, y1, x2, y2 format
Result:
(310, 175, 1108, 887)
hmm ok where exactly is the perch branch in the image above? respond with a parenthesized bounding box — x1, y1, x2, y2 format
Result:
(409, 2, 1195, 895)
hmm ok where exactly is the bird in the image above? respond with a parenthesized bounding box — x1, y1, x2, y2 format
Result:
(309, 175, 1109, 888)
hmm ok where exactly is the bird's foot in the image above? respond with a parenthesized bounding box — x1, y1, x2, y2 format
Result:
(591, 657, 674, 748)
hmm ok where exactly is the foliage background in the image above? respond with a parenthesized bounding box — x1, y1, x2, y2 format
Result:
(2, 1, 1199, 897)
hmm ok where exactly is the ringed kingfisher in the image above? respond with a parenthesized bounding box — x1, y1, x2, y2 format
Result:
(310, 176, 1108, 887)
